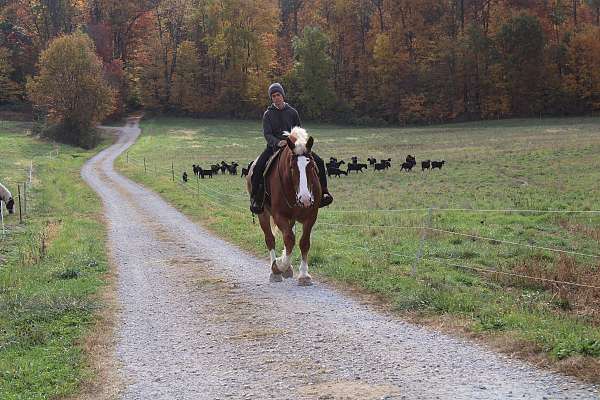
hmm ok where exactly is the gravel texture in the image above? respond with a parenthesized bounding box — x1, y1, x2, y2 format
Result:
(81, 118, 600, 400)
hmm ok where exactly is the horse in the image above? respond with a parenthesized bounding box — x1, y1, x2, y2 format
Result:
(0, 182, 15, 214)
(247, 127, 321, 286)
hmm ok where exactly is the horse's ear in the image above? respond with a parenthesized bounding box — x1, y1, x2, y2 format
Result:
(306, 136, 314, 152)
(286, 137, 295, 151)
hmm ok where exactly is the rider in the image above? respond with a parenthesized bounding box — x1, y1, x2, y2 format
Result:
(249, 82, 333, 214)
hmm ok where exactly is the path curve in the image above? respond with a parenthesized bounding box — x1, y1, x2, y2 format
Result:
(82, 118, 599, 399)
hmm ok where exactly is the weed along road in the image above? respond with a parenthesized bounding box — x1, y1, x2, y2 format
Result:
(81, 118, 599, 400)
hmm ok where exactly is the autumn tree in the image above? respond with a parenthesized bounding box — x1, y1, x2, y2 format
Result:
(170, 40, 202, 113)
(563, 25, 600, 111)
(27, 32, 114, 148)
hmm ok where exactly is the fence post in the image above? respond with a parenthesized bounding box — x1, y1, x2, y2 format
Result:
(17, 184, 23, 224)
(196, 173, 200, 198)
(126, 151, 129, 164)
(171, 161, 175, 182)
(29, 161, 33, 184)
(413, 207, 433, 276)
(1, 200, 4, 236)
(143, 157, 147, 174)
(23, 182, 27, 216)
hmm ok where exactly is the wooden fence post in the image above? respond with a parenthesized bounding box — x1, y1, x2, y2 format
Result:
(17, 184, 23, 224)
(413, 207, 433, 276)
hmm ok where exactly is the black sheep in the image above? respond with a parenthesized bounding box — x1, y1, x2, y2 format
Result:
(347, 163, 367, 173)
(327, 167, 348, 177)
(431, 160, 446, 170)
(241, 161, 254, 178)
(374, 162, 387, 171)
(400, 161, 415, 172)
(182, 171, 188, 182)
(421, 160, 431, 171)
(199, 167, 213, 179)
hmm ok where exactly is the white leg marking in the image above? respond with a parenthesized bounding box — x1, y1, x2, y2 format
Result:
(269, 249, 277, 266)
(298, 258, 311, 279)
(276, 247, 291, 272)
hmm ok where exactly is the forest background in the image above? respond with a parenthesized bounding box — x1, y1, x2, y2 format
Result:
(1, 0, 600, 125)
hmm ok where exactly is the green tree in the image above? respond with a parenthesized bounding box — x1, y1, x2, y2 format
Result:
(290, 26, 335, 119)
(27, 32, 114, 148)
(496, 14, 546, 116)
(0, 47, 22, 103)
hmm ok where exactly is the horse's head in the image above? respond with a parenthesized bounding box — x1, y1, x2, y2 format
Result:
(284, 127, 317, 208)
(5, 197, 14, 214)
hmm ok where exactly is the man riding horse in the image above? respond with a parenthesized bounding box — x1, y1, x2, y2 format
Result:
(249, 83, 333, 214)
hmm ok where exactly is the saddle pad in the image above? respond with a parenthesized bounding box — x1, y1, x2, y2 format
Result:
(263, 148, 283, 178)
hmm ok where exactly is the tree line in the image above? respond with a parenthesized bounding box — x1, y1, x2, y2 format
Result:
(1, 0, 600, 140)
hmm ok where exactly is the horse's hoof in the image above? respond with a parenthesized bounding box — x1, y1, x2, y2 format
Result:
(282, 266, 294, 279)
(297, 277, 313, 286)
(269, 273, 283, 283)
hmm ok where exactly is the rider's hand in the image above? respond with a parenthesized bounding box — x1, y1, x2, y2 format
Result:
(278, 140, 287, 148)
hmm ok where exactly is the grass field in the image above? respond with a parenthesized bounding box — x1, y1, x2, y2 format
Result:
(116, 116, 600, 379)
(0, 121, 110, 399)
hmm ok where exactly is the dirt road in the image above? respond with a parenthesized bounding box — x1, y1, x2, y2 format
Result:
(81, 118, 599, 399)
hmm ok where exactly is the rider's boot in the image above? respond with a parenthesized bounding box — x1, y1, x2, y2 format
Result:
(319, 187, 333, 208)
(250, 182, 265, 214)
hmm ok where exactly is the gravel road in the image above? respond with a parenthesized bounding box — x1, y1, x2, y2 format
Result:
(81, 118, 599, 399)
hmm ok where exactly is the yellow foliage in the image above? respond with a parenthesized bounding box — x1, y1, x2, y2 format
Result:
(564, 26, 600, 109)
(27, 32, 114, 128)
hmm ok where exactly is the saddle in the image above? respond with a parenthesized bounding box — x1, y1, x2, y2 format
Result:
(248, 148, 284, 181)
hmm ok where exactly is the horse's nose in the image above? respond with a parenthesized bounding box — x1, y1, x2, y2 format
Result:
(297, 194, 313, 208)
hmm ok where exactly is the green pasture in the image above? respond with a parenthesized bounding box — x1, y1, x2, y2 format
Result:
(0, 121, 109, 399)
(117, 116, 600, 365)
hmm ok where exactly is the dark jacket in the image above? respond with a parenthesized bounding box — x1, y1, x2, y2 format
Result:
(262, 103, 301, 149)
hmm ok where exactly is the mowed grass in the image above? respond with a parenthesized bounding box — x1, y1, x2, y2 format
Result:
(0, 121, 109, 399)
(117, 116, 600, 379)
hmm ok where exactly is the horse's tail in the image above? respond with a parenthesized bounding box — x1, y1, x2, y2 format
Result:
(270, 216, 279, 237)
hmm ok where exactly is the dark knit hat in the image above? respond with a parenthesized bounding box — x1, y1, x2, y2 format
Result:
(268, 82, 285, 98)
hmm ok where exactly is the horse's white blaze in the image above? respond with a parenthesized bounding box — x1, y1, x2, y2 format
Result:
(296, 156, 313, 207)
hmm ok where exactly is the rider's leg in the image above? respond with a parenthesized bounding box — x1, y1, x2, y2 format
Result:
(312, 152, 333, 207)
(250, 147, 275, 214)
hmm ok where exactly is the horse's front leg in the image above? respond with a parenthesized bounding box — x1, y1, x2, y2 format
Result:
(298, 219, 315, 286)
(258, 213, 279, 282)
(273, 215, 295, 279)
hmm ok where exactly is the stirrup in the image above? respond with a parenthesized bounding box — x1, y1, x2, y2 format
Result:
(250, 198, 264, 214)
(319, 193, 333, 208)
(250, 185, 265, 214)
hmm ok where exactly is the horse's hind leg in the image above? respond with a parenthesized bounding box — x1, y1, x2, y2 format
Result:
(298, 220, 315, 286)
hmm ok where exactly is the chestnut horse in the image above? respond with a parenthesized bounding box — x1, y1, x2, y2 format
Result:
(247, 127, 322, 286)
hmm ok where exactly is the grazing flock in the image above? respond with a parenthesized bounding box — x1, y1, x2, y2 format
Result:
(326, 155, 446, 177)
(181, 155, 446, 183)
(183, 160, 254, 182)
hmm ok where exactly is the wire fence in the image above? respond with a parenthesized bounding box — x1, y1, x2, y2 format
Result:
(122, 153, 600, 291)
(1, 160, 34, 238)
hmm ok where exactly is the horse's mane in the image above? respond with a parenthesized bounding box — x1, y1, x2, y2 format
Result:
(284, 127, 308, 155)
